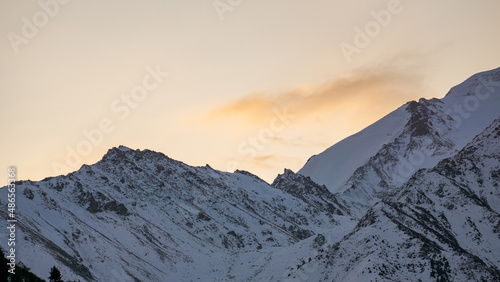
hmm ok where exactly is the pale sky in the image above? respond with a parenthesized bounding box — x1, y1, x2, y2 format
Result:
(1, 0, 500, 184)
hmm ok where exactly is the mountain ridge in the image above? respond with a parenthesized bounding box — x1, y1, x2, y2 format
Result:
(1, 67, 499, 281)
(282, 115, 500, 281)
(298, 66, 500, 217)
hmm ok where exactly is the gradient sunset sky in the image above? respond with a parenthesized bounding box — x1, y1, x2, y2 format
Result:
(2, 0, 500, 183)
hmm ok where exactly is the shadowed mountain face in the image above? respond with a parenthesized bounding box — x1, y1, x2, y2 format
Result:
(1, 67, 499, 281)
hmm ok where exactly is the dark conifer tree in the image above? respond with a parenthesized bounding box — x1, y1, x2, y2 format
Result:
(49, 266, 63, 282)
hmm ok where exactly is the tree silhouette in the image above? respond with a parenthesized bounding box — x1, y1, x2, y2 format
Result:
(49, 265, 63, 282)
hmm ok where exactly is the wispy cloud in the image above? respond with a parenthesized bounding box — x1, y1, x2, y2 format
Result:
(202, 66, 430, 130)
(270, 136, 332, 148)
(243, 154, 304, 171)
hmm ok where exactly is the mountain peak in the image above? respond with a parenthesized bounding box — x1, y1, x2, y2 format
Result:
(117, 145, 133, 152)
(100, 146, 134, 164)
(99, 145, 177, 169)
(443, 66, 500, 99)
(299, 66, 500, 195)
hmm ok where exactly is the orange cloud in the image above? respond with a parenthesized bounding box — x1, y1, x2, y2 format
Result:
(243, 154, 304, 172)
(202, 67, 430, 129)
(270, 136, 332, 148)
(204, 92, 276, 124)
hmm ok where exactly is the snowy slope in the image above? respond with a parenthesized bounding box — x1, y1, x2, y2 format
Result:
(0, 146, 351, 281)
(285, 116, 500, 281)
(299, 67, 500, 192)
(298, 105, 410, 193)
(299, 67, 500, 216)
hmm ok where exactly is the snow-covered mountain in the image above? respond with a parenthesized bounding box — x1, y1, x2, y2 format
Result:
(0, 146, 352, 281)
(286, 116, 500, 281)
(299, 67, 500, 215)
(1, 67, 499, 281)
